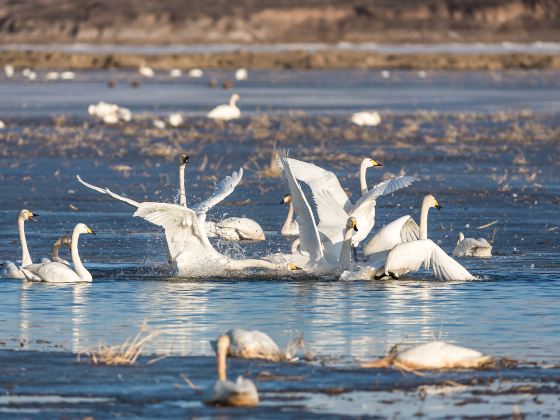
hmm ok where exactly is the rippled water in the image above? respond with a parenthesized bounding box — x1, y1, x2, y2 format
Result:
(0, 70, 559, 364)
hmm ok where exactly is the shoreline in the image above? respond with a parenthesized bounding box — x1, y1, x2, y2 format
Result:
(1, 50, 560, 70)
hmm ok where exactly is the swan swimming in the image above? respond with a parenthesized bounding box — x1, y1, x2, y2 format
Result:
(207, 93, 241, 121)
(361, 341, 493, 370)
(4, 64, 14, 78)
(203, 334, 259, 407)
(363, 195, 475, 281)
(280, 194, 300, 236)
(1, 209, 39, 279)
(452, 232, 493, 258)
(212, 329, 293, 362)
(235, 68, 248, 81)
(351, 111, 381, 127)
(168, 113, 184, 127)
(285, 157, 415, 260)
(169, 69, 182, 78)
(21, 223, 95, 283)
(139, 64, 154, 78)
(39, 236, 72, 265)
(188, 68, 203, 78)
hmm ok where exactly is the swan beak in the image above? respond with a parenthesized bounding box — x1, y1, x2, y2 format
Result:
(87, 227, 96, 235)
(29, 213, 39, 222)
(180, 154, 189, 164)
(371, 159, 382, 167)
(288, 263, 302, 271)
(352, 220, 358, 231)
(434, 200, 442, 210)
(280, 200, 285, 204)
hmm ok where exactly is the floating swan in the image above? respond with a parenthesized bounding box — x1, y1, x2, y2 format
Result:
(60, 71, 76, 80)
(364, 195, 475, 281)
(45, 71, 60, 80)
(169, 69, 182, 78)
(21, 223, 95, 283)
(452, 232, 492, 258)
(0, 120, 5, 129)
(286, 157, 415, 261)
(207, 93, 241, 121)
(88, 102, 131, 124)
(212, 329, 292, 362)
(39, 236, 72, 265)
(168, 113, 184, 127)
(139, 64, 154, 78)
(1, 210, 39, 279)
(203, 334, 259, 407)
(235, 68, 248, 81)
(206, 218, 266, 241)
(278, 156, 358, 275)
(153, 119, 166, 129)
(361, 341, 493, 370)
(280, 194, 299, 236)
(188, 68, 203, 78)
(351, 111, 381, 127)
(4, 64, 14, 78)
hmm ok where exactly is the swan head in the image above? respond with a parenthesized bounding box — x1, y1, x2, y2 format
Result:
(75, 223, 96, 236)
(346, 217, 358, 232)
(230, 93, 240, 104)
(20, 209, 39, 222)
(179, 154, 189, 165)
(56, 235, 72, 248)
(363, 158, 382, 168)
(281, 193, 292, 204)
(424, 194, 442, 210)
(457, 232, 465, 244)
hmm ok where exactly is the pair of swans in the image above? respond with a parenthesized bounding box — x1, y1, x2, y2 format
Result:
(358, 195, 474, 281)
(284, 156, 416, 261)
(207, 94, 240, 121)
(78, 154, 265, 242)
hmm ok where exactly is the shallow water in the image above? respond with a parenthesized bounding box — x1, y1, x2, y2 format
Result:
(0, 70, 559, 368)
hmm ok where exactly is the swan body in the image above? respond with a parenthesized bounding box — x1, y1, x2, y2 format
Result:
(153, 119, 166, 129)
(235, 68, 248, 81)
(168, 113, 184, 127)
(1, 209, 39, 279)
(0, 120, 5, 129)
(169, 69, 182, 77)
(452, 232, 492, 258)
(212, 329, 288, 362)
(362, 341, 493, 370)
(280, 194, 299, 235)
(60, 71, 75, 80)
(364, 215, 419, 258)
(207, 93, 240, 121)
(88, 102, 131, 124)
(139, 65, 154, 78)
(46, 71, 60, 80)
(188, 68, 203, 78)
(39, 236, 72, 265)
(4, 64, 14, 78)
(351, 111, 381, 127)
(210, 217, 266, 241)
(364, 195, 475, 281)
(21, 224, 95, 283)
(285, 157, 415, 259)
(204, 334, 259, 407)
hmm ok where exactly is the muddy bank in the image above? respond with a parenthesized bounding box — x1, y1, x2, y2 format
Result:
(2, 50, 560, 70)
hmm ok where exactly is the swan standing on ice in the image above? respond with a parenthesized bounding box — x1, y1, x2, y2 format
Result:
(361, 341, 493, 370)
(39, 236, 72, 265)
(365, 195, 475, 281)
(351, 111, 381, 127)
(207, 93, 241, 121)
(452, 232, 492, 258)
(212, 329, 293, 362)
(286, 157, 415, 261)
(21, 223, 95, 283)
(204, 334, 259, 407)
(235, 68, 248, 81)
(280, 194, 299, 236)
(1, 210, 39, 279)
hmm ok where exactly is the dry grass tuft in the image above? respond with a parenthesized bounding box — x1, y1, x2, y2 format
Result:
(79, 320, 160, 366)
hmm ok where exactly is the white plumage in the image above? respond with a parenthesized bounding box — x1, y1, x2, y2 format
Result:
(207, 93, 241, 121)
(351, 111, 381, 127)
(452, 232, 493, 258)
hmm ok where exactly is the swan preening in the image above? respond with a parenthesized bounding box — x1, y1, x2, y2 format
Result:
(1, 209, 39, 279)
(207, 93, 241, 121)
(452, 232, 493, 258)
(204, 334, 260, 407)
(22, 224, 95, 283)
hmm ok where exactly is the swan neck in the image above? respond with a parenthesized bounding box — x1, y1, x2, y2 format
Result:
(419, 197, 430, 240)
(360, 161, 368, 195)
(179, 163, 186, 207)
(338, 228, 354, 268)
(71, 229, 90, 281)
(281, 202, 294, 233)
(18, 216, 32, 266)
(217, 349, 227, 381)
(229, 96, 238, 107)
(51, 238, 62, 262)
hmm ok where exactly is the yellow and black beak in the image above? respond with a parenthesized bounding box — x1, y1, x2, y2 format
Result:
(434, 200, 442, 210)
(29, 213, 39, 222)
(288, 263, 302, 271)
(352, 220, 358, 232)
(87, 227, 96, 235)
(371, 159, 383, 167)
(180, 154, 189, 165)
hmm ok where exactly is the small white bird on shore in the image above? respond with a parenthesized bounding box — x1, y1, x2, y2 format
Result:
(351, 111, 381, 127)
(235, 68, 248, 81)
(207, 93, 241, 121)
(188, 68, 203, 78)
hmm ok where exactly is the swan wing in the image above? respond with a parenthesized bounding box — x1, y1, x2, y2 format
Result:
(280, 157, 324, 262)
(385, 240, 475, 281)
(192, 168, 243, 215)
(353, 175, 416, 211)
(285, 158, 352, 212)
(76, 175, 140, 208)
(21, 262, 81, 283)
(364, 215, 418, 257)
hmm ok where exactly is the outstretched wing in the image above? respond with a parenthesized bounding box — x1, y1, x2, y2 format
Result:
(76, 175, 140, 208)
(192, 168, 243, 215)
(364, 215, 419, 258)
(284, 158, 352, 213)
(352, 175, 416, 214)
(280, 156, 324, 262)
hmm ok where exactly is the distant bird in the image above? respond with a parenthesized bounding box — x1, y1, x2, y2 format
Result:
(209, 78, 218, 88)
(168, 113, 184, 127)
(130, 80, 141, 88)
(153, 119, 166, 129)
(139, 65, 154, 78)
(452, 232, 492, 258)
(351, 111, 381, 127)
(188, 68, 203, 78)
(45, 72, 60, 80)
(169, 69, 182, 78)
(88, 102, 131, 124)
(0, 120, 5, 129)
(4, 64, 14, 78)
(107, 80, 116, 88)
(207, 93, 241, 121)
(418, 70, 427, 78)
(235, 68, 248, 81)
(222, 80, 234, 90)
(60, 71, 76, 80)
(381, 70, 390, 79)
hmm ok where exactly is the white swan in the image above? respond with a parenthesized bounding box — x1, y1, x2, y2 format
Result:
(452, 232, 493, 258)
(286, 157, 415, 260)
(235, 68, 248, 81)
(21, 223, 95, 283)
(168, 113, 184, 127)
(4, 64, 14, 78)
(0, 120, 5, 129)
(60, 71, 76, 80)
(280, 194, 299, 236)
(45, 71, 60, 80)
(169, 69, 182, 78)
(88, 102, 131, 124)
(206, 218, 266, 241)
(212, 329, 292, 362)
(139, 64, 154, 78)
(188, 68, 203, 78)
(40, 236, 72, 265)
(363, 215, 419, 259)
(365, 195, 475, 281)
(1, 209, 39, 279)
(351, 111, 381, 127)
(361, 341, 493, 370)
(279, 155, 358, 275)
(207, 93, 240, 121)
(203, 334, 259, 407)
